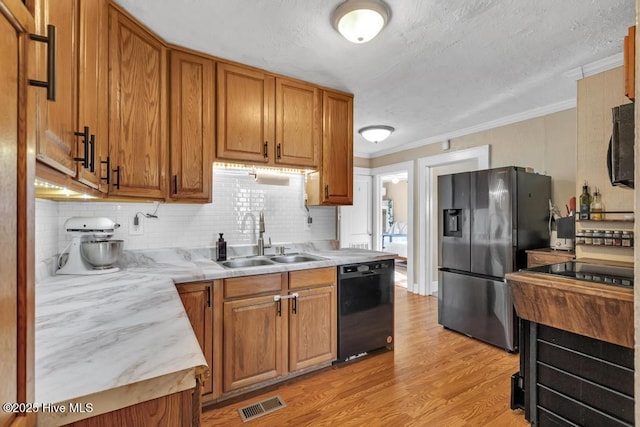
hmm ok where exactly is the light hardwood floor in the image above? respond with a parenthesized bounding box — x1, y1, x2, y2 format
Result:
(202, 286, 528, 426)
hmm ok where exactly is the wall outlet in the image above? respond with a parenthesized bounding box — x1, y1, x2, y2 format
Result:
(130, 215, 144, 235)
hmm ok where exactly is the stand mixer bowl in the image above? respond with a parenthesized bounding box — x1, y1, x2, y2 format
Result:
(80, 240, 124, 268)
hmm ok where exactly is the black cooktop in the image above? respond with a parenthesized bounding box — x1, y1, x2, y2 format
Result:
(526, 261, 634, 288)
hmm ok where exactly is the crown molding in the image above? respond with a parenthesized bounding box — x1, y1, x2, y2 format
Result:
(563, 53, 624, 80)
(359, 98, 576, 159)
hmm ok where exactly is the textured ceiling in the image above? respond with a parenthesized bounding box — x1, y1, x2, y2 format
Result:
(114, 0, 635, 158)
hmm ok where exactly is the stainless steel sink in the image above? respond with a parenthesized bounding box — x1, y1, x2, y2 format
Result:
(219, 258, 274, 268)
(270, 254, 323, 264)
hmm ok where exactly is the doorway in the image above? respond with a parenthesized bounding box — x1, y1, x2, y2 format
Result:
(417, 145, 490, 296)
(372, 161, 414, 292)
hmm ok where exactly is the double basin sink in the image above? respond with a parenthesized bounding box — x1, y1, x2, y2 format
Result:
(218, 253, 326, 269)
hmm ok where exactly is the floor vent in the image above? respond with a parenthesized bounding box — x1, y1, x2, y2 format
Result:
(238, 395, 286, 422)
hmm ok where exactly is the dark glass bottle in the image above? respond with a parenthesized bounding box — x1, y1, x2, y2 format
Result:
(216, 233, 227, 261)
(579, 184, 591, 220)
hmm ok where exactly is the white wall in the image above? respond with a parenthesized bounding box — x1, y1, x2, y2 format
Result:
(35, 168, 336, 264)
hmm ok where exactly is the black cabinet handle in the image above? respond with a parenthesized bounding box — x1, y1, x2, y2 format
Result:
(88, 134, 95, 173)
(324, 184, 329, 200)
(276, 299, 282, 317)
(73, 126, 89, 169)
(263, 141, 268, 158)
(292, 294, 297, 314)
(29, 24, 56, 101)
(173, 176, 178, 194)
(113, 165, 121, 190)
(100, 156, 110, 184)
(277, 143, 281, 159)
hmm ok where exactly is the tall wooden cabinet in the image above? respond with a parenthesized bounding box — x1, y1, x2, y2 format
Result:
(169, 49, 214, 202)
(1, 1, 36, 426)
(108, 4, 167, 198)
(306, 90, 354, 205)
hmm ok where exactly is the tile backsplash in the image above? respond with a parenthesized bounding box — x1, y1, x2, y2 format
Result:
(35, 168, 336, 264)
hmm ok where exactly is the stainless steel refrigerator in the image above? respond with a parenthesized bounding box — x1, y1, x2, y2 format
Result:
(437, 167, 550, 351)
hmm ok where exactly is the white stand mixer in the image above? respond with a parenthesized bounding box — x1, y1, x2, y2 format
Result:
(57, 217, 122, 275)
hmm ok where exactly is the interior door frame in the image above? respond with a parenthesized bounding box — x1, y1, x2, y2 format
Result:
(339, 168, 373, 249)
(417, 145, 490, 296)
(372, 161, 414, 292)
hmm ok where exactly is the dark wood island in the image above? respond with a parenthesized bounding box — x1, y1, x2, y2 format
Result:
(506, 261, 634, 426)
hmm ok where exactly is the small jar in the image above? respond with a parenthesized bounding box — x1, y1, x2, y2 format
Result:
(592, 230, 604, 246)
(583, 230, 593, 245)
(604, 230, 614, 246)
(575, 233, 586, 245)
(622, 231, 634, 247)
(612, 230, 623, 246)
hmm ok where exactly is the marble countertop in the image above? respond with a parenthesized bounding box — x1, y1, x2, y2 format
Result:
(35, 243, 395, 422)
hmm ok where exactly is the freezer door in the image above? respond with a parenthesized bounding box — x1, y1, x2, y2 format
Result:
(471, 168, 515, 277)
(438, 172, 471, 271)
(438, 269, 517, 351)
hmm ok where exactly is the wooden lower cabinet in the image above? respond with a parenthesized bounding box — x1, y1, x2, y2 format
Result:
(223, 294, 285, 392)
(176, 282, 213, 398)
(66, 390, 193, 427)
(219, 267, 337, 396)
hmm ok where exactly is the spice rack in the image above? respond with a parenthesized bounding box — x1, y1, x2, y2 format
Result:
(575, 211, 634, 248)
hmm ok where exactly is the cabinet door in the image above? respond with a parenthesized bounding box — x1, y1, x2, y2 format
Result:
(108, 5, 167, 198)
(321, 90, 353, 205)
(76, 0, 108, 192)
(289, 285, 337, 372)
(34, 0, 78, 177)
(1, 2, 35, 426)
(177, 282, 213, 398)
(275, 78, 320, 168)
(216, 62, 274, 164)
(223, 295, 284, 392)
(169, 50, 214, 202)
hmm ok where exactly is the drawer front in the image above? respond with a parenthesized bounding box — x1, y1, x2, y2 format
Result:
(537, 384, 631, 427)
(289, 267, 336, 290)
(224, 273, 284, 299)
(537, 340, 633, 395)
(537, 362, 633, 423)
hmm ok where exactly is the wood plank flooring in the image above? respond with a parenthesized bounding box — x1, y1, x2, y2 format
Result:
(202, 286, 527, 426)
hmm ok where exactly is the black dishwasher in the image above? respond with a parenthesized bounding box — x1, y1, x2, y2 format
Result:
(337, 259, 394, 362)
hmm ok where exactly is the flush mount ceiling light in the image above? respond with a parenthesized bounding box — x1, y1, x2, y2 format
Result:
(332, 0, 391, 43)
(358, 125, 395, 143)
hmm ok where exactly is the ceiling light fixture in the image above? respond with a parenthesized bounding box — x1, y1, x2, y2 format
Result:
(358, 125, 395, 143)
(332, 0, 391, 44)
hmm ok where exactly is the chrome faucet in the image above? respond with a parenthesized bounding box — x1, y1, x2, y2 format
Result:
(257, 211, 271, 256)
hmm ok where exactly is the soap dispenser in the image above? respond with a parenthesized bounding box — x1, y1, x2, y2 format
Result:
(216, 233, 227, 261)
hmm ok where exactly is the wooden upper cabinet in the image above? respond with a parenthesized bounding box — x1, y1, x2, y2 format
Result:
(275, 78, 320, 168)
(169, 49, 214, 202)
(322, 91, 353, 204)
(624, 26, 635, 101)
(76, 0, 108, 192)
(108, 5, 167, 198)
(33, 0, 78, 177)
(217, 62, 274, 164)
(306, 90, 353, 205)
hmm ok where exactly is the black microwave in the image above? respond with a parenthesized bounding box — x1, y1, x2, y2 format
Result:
(607, 102, 634, 189)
